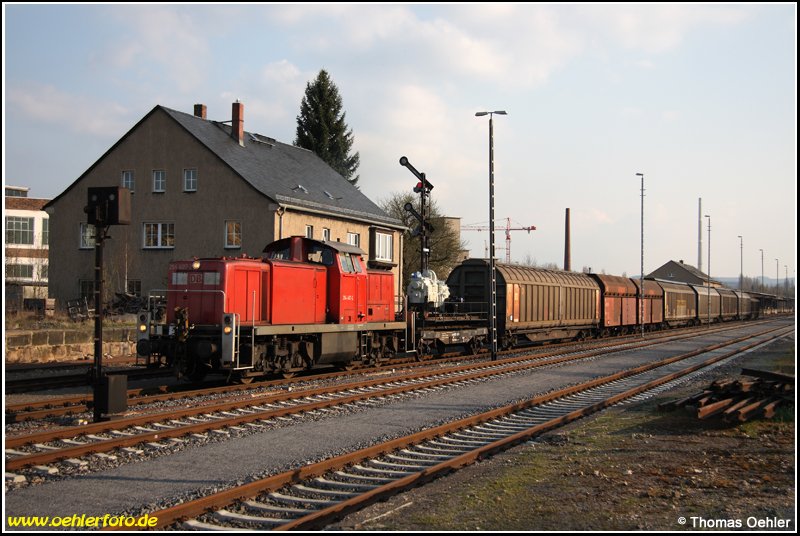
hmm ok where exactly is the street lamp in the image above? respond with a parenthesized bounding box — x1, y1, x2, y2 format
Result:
(636, 173, 644, 337)
(759, 249, 764, 291)
(737, 235, 743, 291)
(705, 215, 711, 327)
(775, 259, 779, 296)
(475, 110, 507, 361)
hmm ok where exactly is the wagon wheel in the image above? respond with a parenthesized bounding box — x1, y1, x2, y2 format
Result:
(467, 338, 480, 355)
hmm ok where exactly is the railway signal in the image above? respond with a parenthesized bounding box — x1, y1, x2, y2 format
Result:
(84, 186, 131, 422)
(399, 156, 433, 274)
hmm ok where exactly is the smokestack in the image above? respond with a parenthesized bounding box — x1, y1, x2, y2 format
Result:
(698, 198, 702, 271)
(564, 208, 571, 271)
(232, 101, 244, 146)
(193, 104, 207, 119)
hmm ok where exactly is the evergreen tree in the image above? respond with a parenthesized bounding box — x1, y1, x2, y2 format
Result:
(294, 69, 360, 186)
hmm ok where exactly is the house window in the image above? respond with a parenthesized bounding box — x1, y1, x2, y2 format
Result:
(126, 280, 142, 297)
(322, 228, 331, 242)
(143, 222, 175, 249)
(122, 170, 135, 192)
(79, 223, 96, 249)
(305, 225, 314, 239)
(374, 232, 393, 262)
(225, 220, 241, 249)
(6, 264, 34, 279)
(183, 168, 197, 192)
(6, 217, 34, 245)
(39, 265, 49, 281)
(42, 218, 49, 246)
(153, 170, 166, 192)
(347, 232, 360, 248)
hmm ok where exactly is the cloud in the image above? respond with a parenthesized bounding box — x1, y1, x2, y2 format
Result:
(7, 84, 131, 137)
(580, 4, 750, 53)
(97, 5, 213, 93)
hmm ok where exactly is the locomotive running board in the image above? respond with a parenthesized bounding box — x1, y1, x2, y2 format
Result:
(250, 321, 407, 337)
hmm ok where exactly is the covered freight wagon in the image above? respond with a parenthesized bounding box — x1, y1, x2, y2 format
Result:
(447, 260, 600, 347)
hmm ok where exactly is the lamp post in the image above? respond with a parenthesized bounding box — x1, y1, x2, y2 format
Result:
(475, 110, 507, 361)
(737, 235, 743, 291)
(705, 215, 711, 327)
(775, 259, 779, 296)
(759, 249, 764, 291)
(636, 173, 644, 337)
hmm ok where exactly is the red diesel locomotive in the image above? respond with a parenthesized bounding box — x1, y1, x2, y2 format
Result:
(137, 236, 406, 380)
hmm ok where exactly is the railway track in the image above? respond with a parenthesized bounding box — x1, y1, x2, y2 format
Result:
(4, 368, 172, 394)
(140, 324, 793, 530)
(5, 321, 764, 423)
(4, 324, 786, 478)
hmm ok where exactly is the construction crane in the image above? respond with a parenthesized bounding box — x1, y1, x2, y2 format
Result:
(461, 218, 536, 263)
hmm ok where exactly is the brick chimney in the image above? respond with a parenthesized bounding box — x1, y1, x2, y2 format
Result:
(232, 101, 244, 146)
(193, 104, 207, 119)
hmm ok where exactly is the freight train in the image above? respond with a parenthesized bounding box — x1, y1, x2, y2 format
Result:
(136, 235, 775, 382)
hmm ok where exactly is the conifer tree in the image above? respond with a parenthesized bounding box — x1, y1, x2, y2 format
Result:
(294, 69, 360, 186)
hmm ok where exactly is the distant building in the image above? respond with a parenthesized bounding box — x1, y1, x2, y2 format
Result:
(44, 102, 405, 308)
(647, 260, 723, 288)
(5, 188, 51, 310)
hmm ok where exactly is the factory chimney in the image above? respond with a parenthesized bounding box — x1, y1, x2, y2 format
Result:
(564, 208, 571, 271)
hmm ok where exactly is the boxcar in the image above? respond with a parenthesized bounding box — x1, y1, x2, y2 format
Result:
(717, 288, 739, 321)
(634, 279, 665, 328)
(588, 274, 638, 335)
(657, 280, 697, 327)
(691, 284, 721, 324)
(447, 260, 600, 346)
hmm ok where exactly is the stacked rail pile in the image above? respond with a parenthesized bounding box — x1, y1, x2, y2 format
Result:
(659, 368, 794, 423)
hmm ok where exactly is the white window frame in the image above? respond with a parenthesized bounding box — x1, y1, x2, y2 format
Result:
(153, 170, 166, 193)
(305, 225, 314, 239)
(347, 232, 360, 248)
(374, 232, 393, 262)
(6, 216, 34, 245)
(122, 170, 135, 192)
(225, 220, 242, 249)
(143, 222, 175, 249)
(183, 168, 197, 192)
(322, 228, 331, 242)
(79, 223, 96, 249)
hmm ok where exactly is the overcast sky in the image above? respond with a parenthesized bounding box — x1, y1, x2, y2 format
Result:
(3, 3, 796, 281)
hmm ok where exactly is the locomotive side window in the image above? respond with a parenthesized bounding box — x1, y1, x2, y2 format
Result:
(351, 254, 363, 273)
(339, 253, 355, 273)
(172, 272, 188, 285)
(266, 247, 290, 260)
(306, 244, 334, 266)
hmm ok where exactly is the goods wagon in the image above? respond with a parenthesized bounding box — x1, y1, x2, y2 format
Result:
(447, 260, 600, 347)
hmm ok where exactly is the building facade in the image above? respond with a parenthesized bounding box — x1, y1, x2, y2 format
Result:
(45, 103, 405, 308)
(5, 189, 50, 310)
